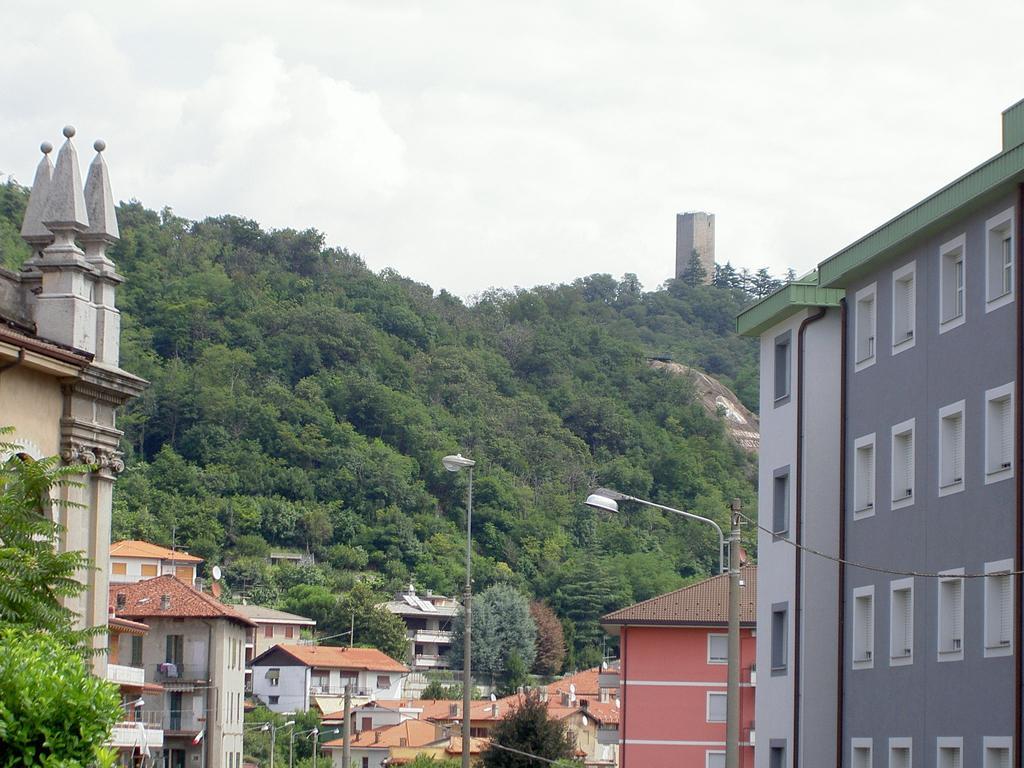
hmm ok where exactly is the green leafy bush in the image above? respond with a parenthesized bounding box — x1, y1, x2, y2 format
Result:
(0, 627, 122, 767)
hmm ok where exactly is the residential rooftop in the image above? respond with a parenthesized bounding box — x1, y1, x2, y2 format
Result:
(231, 604, 316, 626)
(253, 643, 409, 673)
(109, 574, 254, 627)
(110, 539, 203, 563)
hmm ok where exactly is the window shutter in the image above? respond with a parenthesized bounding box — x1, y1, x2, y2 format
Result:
(952, 415, 963, 482)
(903, 589, 913, 652)
(1001, 397, 1013, 468)
(708, 693, 726, 722)
(1000, 575, 1012, 645)
(1001, 746, 1010, 768)
(952, 580, 963, 644)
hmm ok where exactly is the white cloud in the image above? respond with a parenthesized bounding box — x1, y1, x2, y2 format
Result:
(3, 1, 1024, 296)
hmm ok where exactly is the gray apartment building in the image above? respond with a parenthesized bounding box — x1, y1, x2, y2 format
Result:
(738, 99, 1024, 768)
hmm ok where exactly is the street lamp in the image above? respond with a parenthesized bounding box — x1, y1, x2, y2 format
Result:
(308, 727, 340, 768)
(584, 488, 726, 573)
(260, 720, 295, 768)
(585, 488, 743, 768)
(443, 452, 475, 768)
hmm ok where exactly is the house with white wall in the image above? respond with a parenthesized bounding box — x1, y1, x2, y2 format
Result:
(251, 644, 409, 713)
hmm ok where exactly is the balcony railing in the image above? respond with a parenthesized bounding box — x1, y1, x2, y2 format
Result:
(412, 654, 450, 668)
(412, 629, 452, 644)
(309, 685, 374, 697)
(107, 663, 146, 687)
(151, 663, 208, 683)
(109, 722, 164, 749)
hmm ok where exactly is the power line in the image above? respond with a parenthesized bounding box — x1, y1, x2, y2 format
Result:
(737, 510, 1021, 579)
(487, 741, 569, 765)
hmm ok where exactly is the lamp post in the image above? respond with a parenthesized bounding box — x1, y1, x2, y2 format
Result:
(308, 726, 340, 768)
(261, 720, 295, 768)
(585, 489, 742, 768)
(443, 452, 476, 768)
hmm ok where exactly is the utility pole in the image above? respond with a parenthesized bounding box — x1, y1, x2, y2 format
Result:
(312, 728, 318, 768)
(342, 684, 352, 768)
(270, 724, 277, 768)
(725, 498, 742, 768)
(461, 465, 474, 768)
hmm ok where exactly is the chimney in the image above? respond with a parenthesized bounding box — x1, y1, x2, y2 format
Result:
(399, 737, 408, 747)
(491, 703, 498, 717)
(449, 703, 458, 718)
(579, 699, 589, 710)
(116, 593, 126, 611)
(160, 595, 171, 610)
(561, 692, 570, 707)
(374, 730, 381, 744)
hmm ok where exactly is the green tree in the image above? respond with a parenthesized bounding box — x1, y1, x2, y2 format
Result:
(0, 439, 96, 650)
(404, 756, 460, 768)
(0, 627, 122, 767)
(450, 584, 537, 682)
(681, 249, 707, 286)
(481, 691, 576, 767)
(339, 581, 410, 661)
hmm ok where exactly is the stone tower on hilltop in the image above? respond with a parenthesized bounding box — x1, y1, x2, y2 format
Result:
(675, 211, 715, 284)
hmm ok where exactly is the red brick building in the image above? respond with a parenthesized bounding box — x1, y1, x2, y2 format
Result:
(602, 567, 757, 768)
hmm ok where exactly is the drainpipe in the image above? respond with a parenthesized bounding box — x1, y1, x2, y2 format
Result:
(835, 297, 848, 767)
(0, 348, 25, 376)
(1015, 183, 1023, 765)
(793, 306, 827, 766)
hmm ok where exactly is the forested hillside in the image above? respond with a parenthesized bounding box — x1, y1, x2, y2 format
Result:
(1, 180, 767, 669)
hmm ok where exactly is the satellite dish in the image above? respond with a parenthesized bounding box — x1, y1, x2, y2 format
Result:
(212, 565, 222, 580)
(569, 683, 576, 694)
(569, 693, 576, 704)
(601, 661, 608, 670)
(489, 693, 496, 702)
(581, 714, 588, 726)
(615, 698, 620, 709)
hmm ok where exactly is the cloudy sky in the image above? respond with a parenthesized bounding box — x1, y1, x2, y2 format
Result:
(4, 1, 1024, 297)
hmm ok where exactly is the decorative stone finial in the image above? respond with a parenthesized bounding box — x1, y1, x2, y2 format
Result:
(83, 140, 119, 245)
(41, 127, 89, 233)
(20, 141, 56, 247)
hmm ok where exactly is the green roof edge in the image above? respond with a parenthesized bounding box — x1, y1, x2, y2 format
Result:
(736, 277, 844, 337)
(737, 99, 1024, 336)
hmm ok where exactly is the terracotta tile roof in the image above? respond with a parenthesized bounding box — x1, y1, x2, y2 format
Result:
(601, 566, 757, 626)
(577, 700, 620, 726)
(444, 737, 488, 756)
(110, 540, 204, 563)
(108, 616, 150, 635)
(109, 574, 255, 627)
(545, 668, 601, 697)
(258, 644, 408, 673)
(322, 718, 440, 750)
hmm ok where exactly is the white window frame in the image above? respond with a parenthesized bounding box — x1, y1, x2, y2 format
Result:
(984, 558, 1014, 658)
(891, 418, 916, 510)
(854, 433, 876, 519)
(938, 401, 966, 497)
(855, 283, 878, 371)
(705, 751, 726, 768)
(985, 383, 1015, 484)
(892, 262, 917, 354)
(940, 234, 967, 332)
(986, 207, 1015, 312)
(707, 633, 728, 664)
(706, 691, 727, 723)
(982, 736, 1011, 768)
(851, 738, 873, 768)
(937, 737, 963, 768)
(889, 737, 912, 768)
(852, 584, 875, 670)
(889, 577, 914, 667)
(937, 568, 965, 662)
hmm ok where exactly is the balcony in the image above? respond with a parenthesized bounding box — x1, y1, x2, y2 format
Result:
(107, 663, 146, 687)
(749, 664, 756, 687)
(412, 629, 452, 644)
(309, 685, 374, 697)
(151, 663, 208, 684)
(109, 722, 164, 750)
(412, 654, 450, 669)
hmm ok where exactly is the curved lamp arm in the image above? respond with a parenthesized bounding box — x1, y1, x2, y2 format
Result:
(585, 489, 726, 574)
